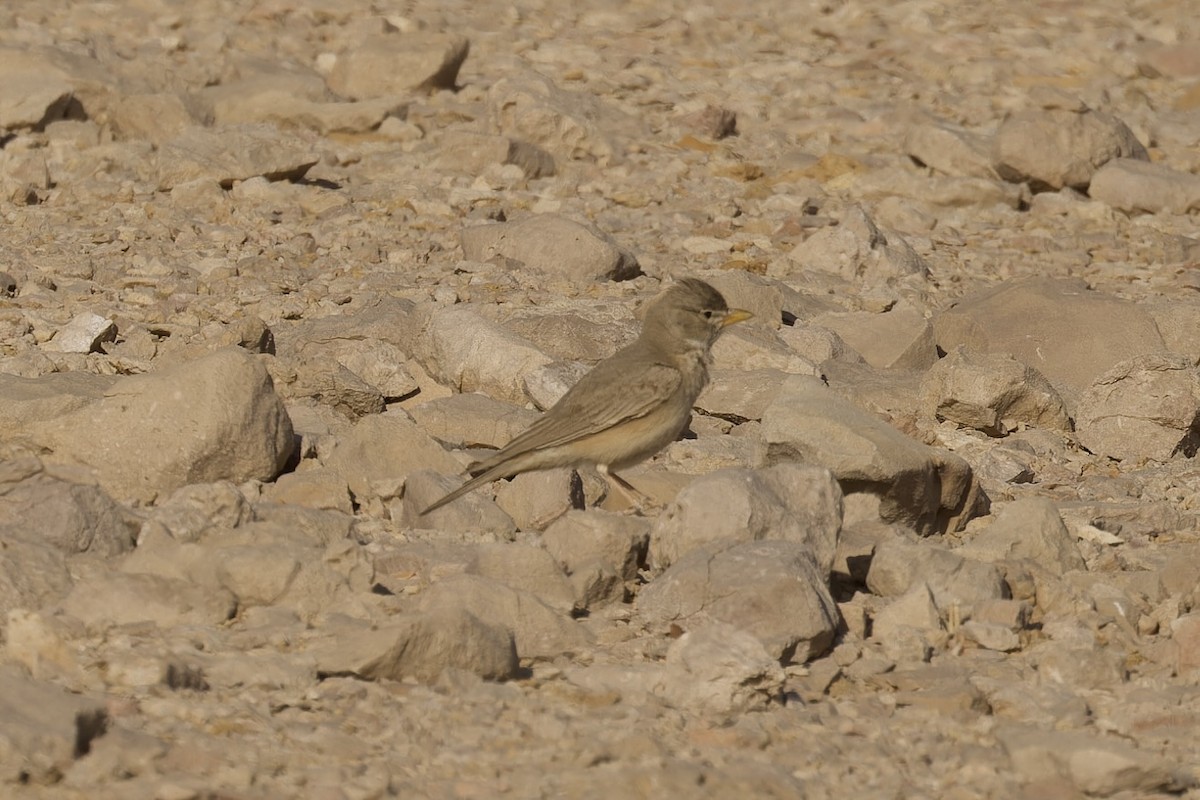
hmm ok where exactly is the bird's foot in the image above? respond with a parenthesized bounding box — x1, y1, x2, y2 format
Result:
(619, 498, 666, 517)
(598, 466, 664, 516)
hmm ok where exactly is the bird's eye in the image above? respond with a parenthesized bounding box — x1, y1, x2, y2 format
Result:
(701, 310, 714, 319)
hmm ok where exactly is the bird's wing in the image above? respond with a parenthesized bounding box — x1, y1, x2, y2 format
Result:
(470, 360, 682, 472)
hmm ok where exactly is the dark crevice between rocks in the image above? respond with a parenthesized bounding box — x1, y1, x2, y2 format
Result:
(73, 708, 110, 759)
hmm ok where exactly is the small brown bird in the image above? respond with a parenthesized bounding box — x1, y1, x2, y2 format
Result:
(419, 278, 752, 515)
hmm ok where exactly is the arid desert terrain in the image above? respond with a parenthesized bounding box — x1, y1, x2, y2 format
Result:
(2, 0, 1200, 797)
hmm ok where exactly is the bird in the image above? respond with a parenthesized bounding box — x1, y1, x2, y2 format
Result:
(418, 278, 753, 515)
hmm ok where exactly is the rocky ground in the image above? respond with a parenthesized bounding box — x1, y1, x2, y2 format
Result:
(2, 0, 1200, 797)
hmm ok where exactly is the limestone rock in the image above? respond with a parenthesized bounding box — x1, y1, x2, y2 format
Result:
(999, 726, 1185, 796)
(661, 430, 767, 475)
(762, 375, 987, 535)
(290, 360, 385, 418)
(310, 608, 518, 684)
(3, 609, 89, 685)
(1137, 42, 1200, 79)
(959, 497, 1086, 574)
(959, 620, 1020, 652)
(417, 305, 553, 405)
(337, 344, 418, 402)
(402, 469, 519, 536)
(139, 481, 252, 543)
(872, 582, 944, 639)
(492, 467, 606, 532)
(853, 165, 1027, 210)
(779, 324, 863, 367)
(809, 303, 937, 371)
(0, 70, 73, 131)
(522, 360, 590, 410)
(659, 622, 786, 714)
(502, 308, 636, 362)
(1171, 614, 1200, 675)
(487, 70, 625, 165)
(156, 124, 319, 190)
(466, 543, 576, 614)
(992, 107, 1148, 190)
(124, 513, 366, 624)
(566, 562, 624, 612)
(872, 581, 945, 662)
(0, 143, 48, 203)
(0, 44, 115, 130)
(0, 666, 108, 786)
(461, 214, 641, 284)
(42, 312, 115, 354)
(407, 392, 540, 449)
(433, 130, 556, 179)
(0, 457, 136, 556)
(920, 348, 1072, 435)
(18, 348, 295, 504)
(213, 540, 308, 607)
(867, 536, 1009, 614)
(326, 32, 469, 98)
(1029, 634, 1128, 690)
(904, 118, 997, 179)
(933, 278, 1166, 405)
(60, 572, 236, 630)
(264, 467, 354, 513)
(541, 509, 650, 584)
(638, 540, 841, 663)
(781, 205, 928, 285)
(419, 573, 591, 660)
(710, 323, 819, 375)
(109, 92, 196, 144)
(272, 295, 419, 362)
(324, 411, 461, 502)
(678, 104, 738, 139)
(1148, 301, 1200, 358)
(1075, 353, 1200, 461)
(1089, 157, 1200, 215)
(650, 463, 843, 571)
(203, 75, 405, 134)
(273, 309, 420, 407)
(0, 527, 72, 621)
(0, 370, 114, 432)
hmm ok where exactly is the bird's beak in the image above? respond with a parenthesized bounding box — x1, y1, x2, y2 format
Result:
(720, 308, 754, 329)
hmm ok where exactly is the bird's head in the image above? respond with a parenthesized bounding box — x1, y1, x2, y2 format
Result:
(641, 278, 753, 354)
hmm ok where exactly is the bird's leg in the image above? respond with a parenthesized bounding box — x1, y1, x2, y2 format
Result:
(596, 464, 660, 515)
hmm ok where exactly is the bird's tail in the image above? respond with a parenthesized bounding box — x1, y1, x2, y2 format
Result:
(417, 461, 508, 515)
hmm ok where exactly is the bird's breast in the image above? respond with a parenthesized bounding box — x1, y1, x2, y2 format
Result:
(675, 348, 711, 403)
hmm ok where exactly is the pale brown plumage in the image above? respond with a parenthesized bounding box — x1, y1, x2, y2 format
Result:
(419, 278, 752, 515)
